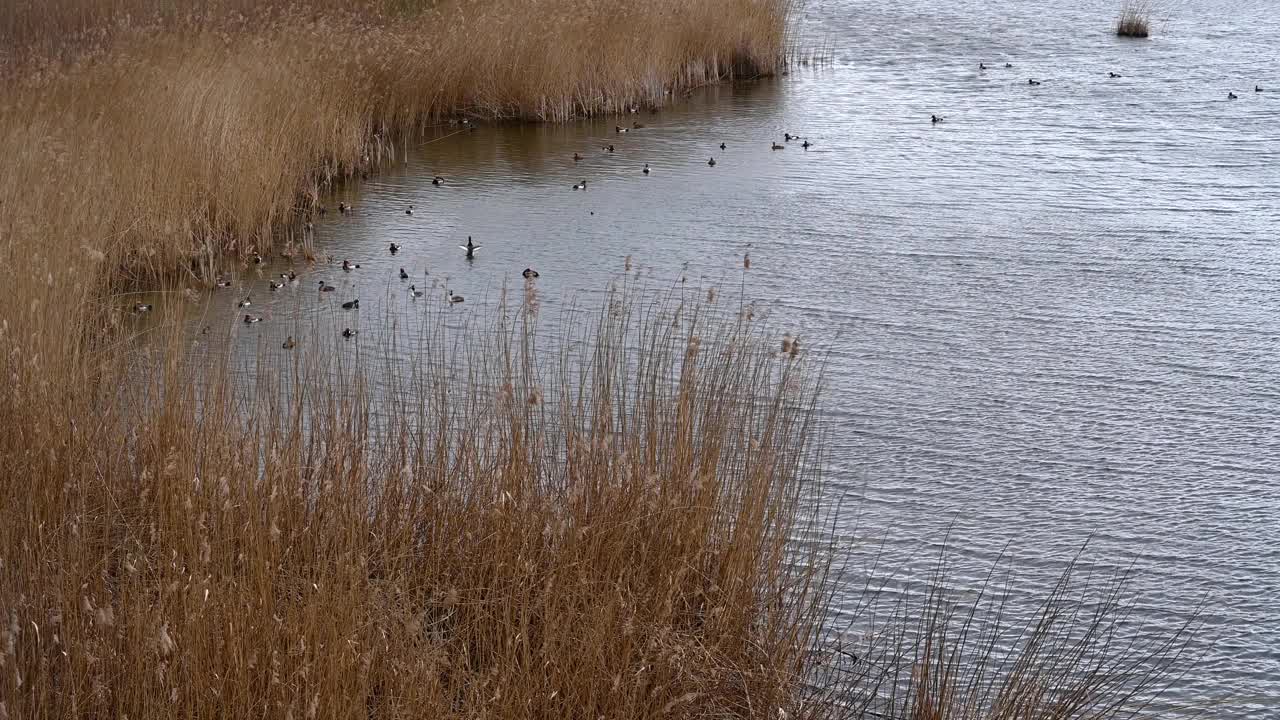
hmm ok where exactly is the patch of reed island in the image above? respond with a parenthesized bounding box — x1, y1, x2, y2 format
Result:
(1116, 0, 1153, 37)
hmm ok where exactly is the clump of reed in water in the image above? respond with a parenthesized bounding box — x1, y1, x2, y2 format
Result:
(1116, 0, 1152, 37)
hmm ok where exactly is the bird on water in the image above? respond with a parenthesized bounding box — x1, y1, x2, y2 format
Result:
(523, 268, 540, 279)
(460, 236, 481, 259)
(708, 157, 717, 166)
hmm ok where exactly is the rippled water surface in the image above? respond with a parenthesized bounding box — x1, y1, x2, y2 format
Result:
(177, 0, 1280, 714)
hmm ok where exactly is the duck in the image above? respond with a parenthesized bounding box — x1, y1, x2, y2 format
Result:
(132, 302, 153, 314)
(341, 328, 357, 339)
(338, 202, 348, 214)
(523, 268, 540, 279)
(389, 242, 401, 254)
(643, 163, 650, 175)
(243, 314, 263, 324)
(341, 298, 359, 310)
(399, 267, 409, 280)
(607, 144, 615, 153)
(448, 291, 465, 304)
(931, 114, 944, 123)
(342, 259, 360, 272)
(1004, 62, 1013, 68)
(1227, 92, 1238, 100)
(802, 140, 811, 149)
(251, 253, 263, 265)
(573, 180, 587, 190)
(238, 296, 252, 308)
(784, 133, 794, 141)
(708, 157, 717, 166)
(573, 152, 582, 161)
(979, 62, 987, 70)
(719, 142, 726, 150)
(632, 122, 645, 129)
(460, 236, 481, 259)
(408, 285, 424, 298)
(287, 272, 299, 286)
(404, 206, 413, 216)
(282, 336, 296, 350)
(1256, 85, 1264, 92)
(1028, 79, 1042, 86)
(771, 142, 784, 150)
(615, 125, 629, 133)
(1109, 72, 1122, 78)
(318, 281, 336, 292)
(215, 278, 233, 288)
(432, 176, 444, 186)
(269, 280, 284, 291)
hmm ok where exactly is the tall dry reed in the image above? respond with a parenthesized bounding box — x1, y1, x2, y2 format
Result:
(1116, 1, 1152, 38)
(0, 293, 834, 718)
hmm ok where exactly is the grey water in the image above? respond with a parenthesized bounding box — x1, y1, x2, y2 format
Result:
(171, 0, 1280, 714)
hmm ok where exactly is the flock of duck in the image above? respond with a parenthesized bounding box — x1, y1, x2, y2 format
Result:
(129, 114, 812, 348)
(926, 62, 1264, 124)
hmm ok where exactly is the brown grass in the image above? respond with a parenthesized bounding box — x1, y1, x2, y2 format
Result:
(1116, 1, 1152, 38)
(0, 292, 835, 718)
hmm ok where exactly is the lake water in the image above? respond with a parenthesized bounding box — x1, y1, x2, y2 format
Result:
(173, 0, 1280, 714)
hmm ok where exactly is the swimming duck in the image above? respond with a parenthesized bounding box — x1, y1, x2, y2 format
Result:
(573, 180, 587, 190)
(573, 153, 582, 161)
(408, 285, 424, 298)
(399, 267, 409, 280)
(615, 125, 629, 133)
(342, 259, 360, 272)
(251, 253, 263, 265)
(979, 62, 987, 70)
(1028, 79, 1042, 86)
(708, 157, 717, 166)
(132, 303, 153, 314)
(607, 145, 615, 153)
(1227, 92, 1238, 100)
(771, 142, 784, 150)
(643, 163, 650, 175)
(238, 296, 252, 308)
(405, 206, 413, 216)
(1109, 72, 1122, 78)
(342, 328, 357, 339)
(802, 140, 811, 149)
(719, 142, 726, 150)
(282, 336, 296, 350)
(279, 272, 291, 279)
(287, 272, 299, 285)
(1004, 62, 1013, 68)
(433, 176, 444, 186)
(931, 114, 944, 123)
(1256, 85, 1264, 92)
(389, 242, 401, 254)
(341, 298, 359, 310)
(633, 122, 645, 129)
(523, 268, 540, 279)
(784, 133, 794, 141)
(460, 236, 481, 259)
(318, 281, 336, 292)
(448, 291, 465, 304)
(216, 278, 232, 288)
(338, 202, 348, 214)
(270, 280, 284, 291)
(243, 314, 262, 324)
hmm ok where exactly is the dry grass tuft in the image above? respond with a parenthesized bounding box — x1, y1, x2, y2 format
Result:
(1116, 1, 1152, 38)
